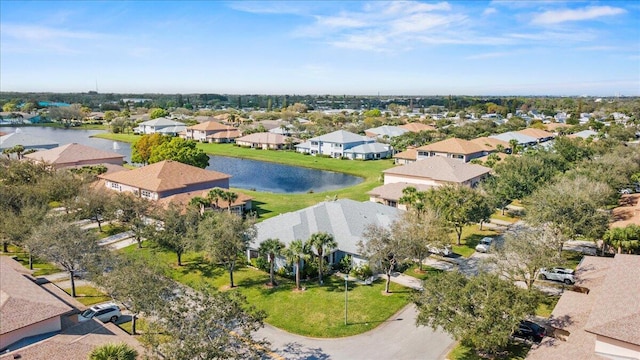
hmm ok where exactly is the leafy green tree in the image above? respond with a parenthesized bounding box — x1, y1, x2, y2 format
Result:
(307, 232, 337, 285)
(425, 185, 491, 246)
(258, 238, 286, 286)
(148, 108, 168, 119)
(221, 190, 239, 211)
(207, 187, 225, 210)
(359, 224, 406, 293)
(74, 186, 112, 232)
(603, 225, 640, 254)
(198, 212, 256, 288)
(284, 239, 310, 291)
(414, 271, 538, 356)
(152, 203, 199, 266)
(131, 133, 168, 165)
(398, 186, 429, 212)
(110, 193, 155, 249)
(392, 208, 448, 271)
(148, 137, 209, 168)
(89, 343, 138, 360)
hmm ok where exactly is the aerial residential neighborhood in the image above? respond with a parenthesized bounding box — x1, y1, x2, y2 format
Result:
(1, 0, 639, 359)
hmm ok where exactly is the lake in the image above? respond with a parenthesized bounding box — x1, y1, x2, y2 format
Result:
(0, 126, 362, 194)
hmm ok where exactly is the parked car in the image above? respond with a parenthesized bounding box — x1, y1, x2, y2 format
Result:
(429, 244, 453, 257)
(78, 302, 121, 323)
(539, 267, 575, 285)
(513, 320, 546, 343)
(475, 237, 493, 253)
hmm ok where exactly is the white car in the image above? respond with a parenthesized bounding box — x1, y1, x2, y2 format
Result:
(475, 237, 493, 253)
(429, 244, 453, 257)
(539, 268, 575, 285)
(79, 302, 121, 323)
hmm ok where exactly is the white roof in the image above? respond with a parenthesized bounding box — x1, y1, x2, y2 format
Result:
(138, 117, 185, 127)
(344, 142, 390, 154)
(309, 130, 373, 144)
(0, 131, 58, 150)
(366, 125, 409, 138)
(489, 131, 537, 145)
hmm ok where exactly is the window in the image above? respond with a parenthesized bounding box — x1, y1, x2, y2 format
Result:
(110, 182, 120, 190)
(311, 141, 319, 146)
(141, 190, 152, 198)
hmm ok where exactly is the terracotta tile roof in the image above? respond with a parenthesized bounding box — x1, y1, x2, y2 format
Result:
(518, 128, 554, 139)
(208, 129, 241, 139)
(399, 123, 436, 132)
(367, 182, 433, 201)
(187, 120, 234, 131)
(393, 146, 418, 161)
(417, 138, 485, 155)
(23, 143, 124, 167)
(545, 122, 569, 132)
(383, 156, 491, 183)
(0, 257, 72, 335)
(98, 160, 230, 193)
(469, 137, 510, 151)
(0, 319, 144, 360)
(236, 132, 295, 145)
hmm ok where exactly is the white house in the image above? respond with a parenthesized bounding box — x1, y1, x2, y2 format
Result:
(133, 117, 187, 135)
(383, 156, 491, 188)
(295, 130, 385, 159)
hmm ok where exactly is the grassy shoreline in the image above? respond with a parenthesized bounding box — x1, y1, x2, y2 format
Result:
(93, 133, 395, 219)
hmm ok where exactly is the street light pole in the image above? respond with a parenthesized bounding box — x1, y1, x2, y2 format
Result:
(344, 274, 348, 326)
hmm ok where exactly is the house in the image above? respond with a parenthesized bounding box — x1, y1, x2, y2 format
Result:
(468, 137, 511, 153)
(393, 146, 418, 165)
(248, 199, 401, 268)
(23, 143, 124, 170)
(235, 132, 298, 150)
(0, 256, 143, 359)
(568, 130, 599, 140)
(526, 254, 640, 360)
(295, 130, 382, 159)
(416, 138, 488, 163)
(133, 117, 186, 135)
(0, 256, 72, 351)
(399, 122, 436, 133)
(517, 128, 555, 143)
(98, 160, 230, 201)
(183, 121, 241, 143)
(364, 125, 409, 139)
(0, 131, 58, 151)
(157, 187, 253, 216)
(343, 142, 392, 160)
(489, 131, 538, 147)
(368, 182, 433, 209)
(383, 156, 491, 188)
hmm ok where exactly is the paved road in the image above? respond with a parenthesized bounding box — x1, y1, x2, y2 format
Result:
(255, 304, 454, 360)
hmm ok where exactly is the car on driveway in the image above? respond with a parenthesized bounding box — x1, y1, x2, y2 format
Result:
(78, 302, 121, 323)
(513, 320, 546, 343)
(539, 267, 575, 285)
(429, 244, 453, 257)
(475, 237, 493, 253)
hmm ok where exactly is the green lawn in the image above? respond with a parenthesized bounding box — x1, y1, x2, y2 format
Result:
(562, 250, 584, 269)
(1, 245, 61, 276)
(536, 295, 560, 318)
(88, 223, 127, 239)
(63, 285, 111, 306)
(448, 342, 531, 360)
(490, 210, 521, 223)
(451, 225, 500, 258)
(119, 317, 150, 335)
(93, 133, 395, 220)
(121, 245, 411, 337)
(402, 264, 444, 281)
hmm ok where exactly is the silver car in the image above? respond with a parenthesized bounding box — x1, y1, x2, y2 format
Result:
(539, 268, 575, 285)
(475, 237, 493, 253)
(78, 302, 121, 323)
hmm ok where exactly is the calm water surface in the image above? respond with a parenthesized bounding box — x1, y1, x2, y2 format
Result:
(0, 126, 362, 193)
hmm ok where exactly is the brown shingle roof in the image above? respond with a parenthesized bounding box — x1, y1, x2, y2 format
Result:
(518, 128, 554, 139)
(399, 123, 436, 132)
(208, 129, 241, 139)
(98, 160, 230, 193)
(383, 156, 491, 183)
(0, 257, 71, 335)
(367, 182, 433, 202)
(417, 138, 485, 155)
(468, 137, 510, 151)
(23, 143, 124, 167)
(187, 120, 234, 131)
(393, 146, 418, 161)
(157, 188, 252, 210)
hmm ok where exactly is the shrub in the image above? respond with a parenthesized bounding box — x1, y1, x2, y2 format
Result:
(351, 264, 373, 280)
(254, 256, 269, 272)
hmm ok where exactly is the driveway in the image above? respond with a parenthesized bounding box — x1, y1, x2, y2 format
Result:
(254, 304, 454, 360)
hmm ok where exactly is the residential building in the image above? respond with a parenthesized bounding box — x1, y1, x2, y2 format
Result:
(235, 132, 298, 150)
(568, 130, 599, 140)
(295, 130, 382, 159)
(364, 125, 409, 139)
(383, 156, 491, 188)
(399, 122, 436, 133)
(0, 131, 58, 151)
(343, 142, 392, 160)
(416, 138, 488, 163)
(517, 128, 555, 143)
(183, 121, 241, 143)
(23, 143, 124, 170)
(393, 146, 418, 165)
(368, 182, 433, 209)
(98, 160, 230, 201)
(133, 117, 186, 135)
(468, 137, 511, 153)
(526, 254, 640, 360)
(157, 187, 253, 216)
(489, 131, 538, 147)
(248, 199, 401, 268)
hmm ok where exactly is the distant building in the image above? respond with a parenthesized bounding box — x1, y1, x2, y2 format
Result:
(383, 156, 491, 188)
(296, 130, 389, 159)
(24, 143, 124, 170)
(133, 117, 186, 135)
(235, 132, 298, 150)
(0, 131, 58, 151)
(183, 121, 241, 143)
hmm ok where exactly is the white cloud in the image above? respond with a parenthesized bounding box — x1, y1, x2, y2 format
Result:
(532, 6, 626, 25)
(227, 1, 311, 15)
(483, 7, 497, 16)
(1, 24, 104, 41)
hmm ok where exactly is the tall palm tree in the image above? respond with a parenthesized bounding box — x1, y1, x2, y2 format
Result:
(258, 238, 285, 286)
(284, 239, 310, 290)
(207, 188, 225, 210)
(89, 343, 138, 360)
(189, 196, 208, 216)
(222, 191, 238, 212)
(307, 232, 337, 284)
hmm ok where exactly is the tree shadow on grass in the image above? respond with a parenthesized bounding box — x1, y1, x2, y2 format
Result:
(177, 257, 225, 278)
(250, 200, 272, 218)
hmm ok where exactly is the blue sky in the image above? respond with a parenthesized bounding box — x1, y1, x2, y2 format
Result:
(1, 1, 638, 96)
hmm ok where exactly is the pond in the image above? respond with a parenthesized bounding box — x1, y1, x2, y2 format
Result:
(0, 126, 363, 194)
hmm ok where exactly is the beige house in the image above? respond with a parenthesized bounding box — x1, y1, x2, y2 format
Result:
(368, 182, 433, 209)
(183, 121, 241, 143)
(24, 143, 124, 170)
(517, 128, 555, 143)
(527, 254, 640, 360)
(98, 160, 230, 201)
(416, 138, 488, 163)
(399, 122, 436, 133)
(393, 146, 418, 165)
(157, 187, 253, 216)
(383, 156, 491, 188)
(235, 132, 298, 150)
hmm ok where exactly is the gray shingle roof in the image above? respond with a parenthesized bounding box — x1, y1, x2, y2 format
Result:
(489, 131, 537, 145)
(0, 131, 58, 150)
(344, 142, 390, 154)
(365, 125, 408, 137)
(383, 156, 491, 183)
(252, 199, 401, 255)
(309, 130, 372, 144)
(138, 117, 185, 126)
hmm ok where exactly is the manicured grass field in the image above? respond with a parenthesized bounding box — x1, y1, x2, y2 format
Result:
(448, 342, 531, 360)
(535, 295, 560, 318)
(402, 264, 444, 281)
(2, 245, 61, 276)
(451, 225, 500, 258)
(490, 210, 521, 223)
(88, 223, 128, 239)
(63, 285, 111, 306)
(562, 250, 584, 269)
(121, 245, 412, 337)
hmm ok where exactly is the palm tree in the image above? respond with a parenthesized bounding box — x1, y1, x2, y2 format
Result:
(284, 239, 310, 290)
(603, 225, 640, 254)
(509, 139, 519, 154)
(307, 232, 337, 284)
(89, 343, 138, 360)
(258, 238, 285, 286)
(222, 191, 238, 212)
(207, 188, 225, 210)
(189, 196, 208, 215)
